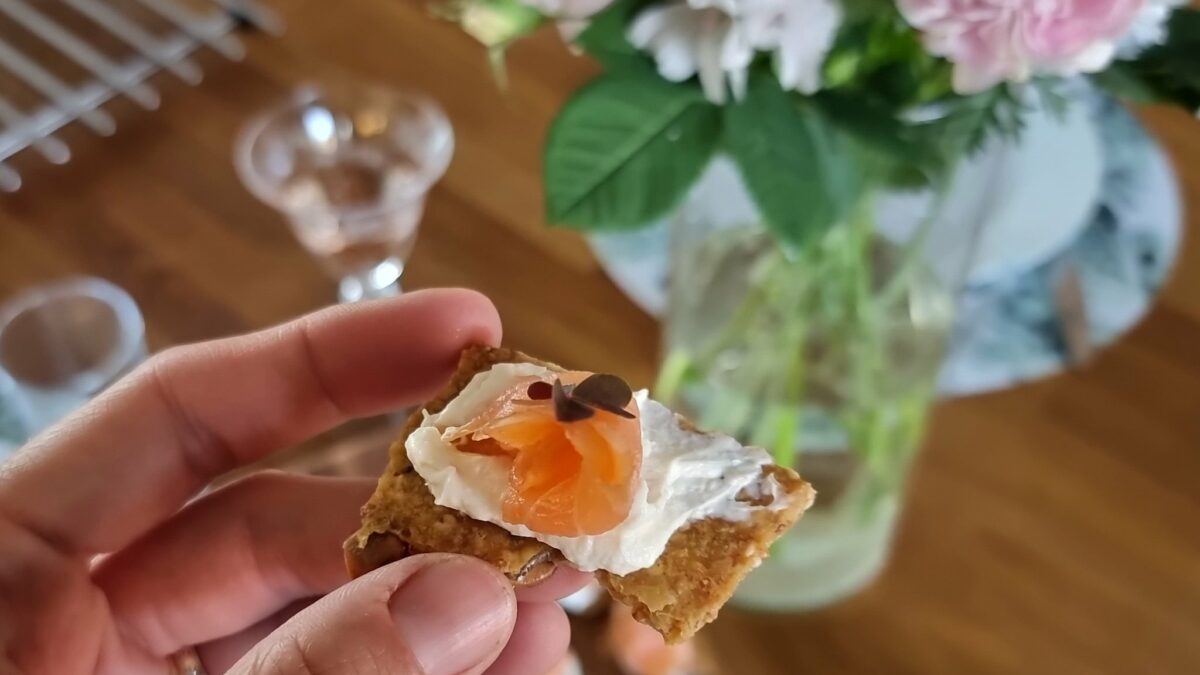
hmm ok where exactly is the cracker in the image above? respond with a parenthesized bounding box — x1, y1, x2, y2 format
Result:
(345, 346, 814, 642)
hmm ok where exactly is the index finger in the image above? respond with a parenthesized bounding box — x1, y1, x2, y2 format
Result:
(0, 288, 501, 555)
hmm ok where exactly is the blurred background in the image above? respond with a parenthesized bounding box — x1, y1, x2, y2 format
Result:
(0, 1, 1198, 673)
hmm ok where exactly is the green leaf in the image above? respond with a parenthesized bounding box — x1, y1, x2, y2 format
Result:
(917, 87, 1025, 161)
(1098, 9, 1200, 112)
(544, 74, 721, 230)
(814, 92, 944, 188)
(1029, 78, 1069, 121)
(573, 0, 655, 74)
(1161, 7, 1200, 50)
(815, 93, 916, 159)
(724, 75, 862, 251)
(822, 14, 953, 107)
(1091, 65, 1166, 104)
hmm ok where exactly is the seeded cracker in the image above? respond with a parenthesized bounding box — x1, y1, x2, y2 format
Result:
(345, 346, 815, 643)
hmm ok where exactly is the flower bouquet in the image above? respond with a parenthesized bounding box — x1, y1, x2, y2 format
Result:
(445, 0, 1198, 607)
(450, 0, 1196, 244)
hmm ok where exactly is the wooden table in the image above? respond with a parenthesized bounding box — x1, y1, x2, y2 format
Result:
(2, 2, 1198, 673)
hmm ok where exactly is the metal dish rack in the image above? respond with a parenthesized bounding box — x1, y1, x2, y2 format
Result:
(0, 0, 283, 192)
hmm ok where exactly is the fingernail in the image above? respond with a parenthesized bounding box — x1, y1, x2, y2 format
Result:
(389, 556, 515, 675)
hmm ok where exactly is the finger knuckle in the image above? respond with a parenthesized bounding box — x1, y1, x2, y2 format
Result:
(142, 352, 238, 479)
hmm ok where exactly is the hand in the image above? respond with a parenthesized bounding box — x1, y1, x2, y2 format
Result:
(0, 289, 587, 675)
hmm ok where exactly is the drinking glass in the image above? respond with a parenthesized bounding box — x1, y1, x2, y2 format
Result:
(0, 277, 146, 439)
(235, 82, 455, 302)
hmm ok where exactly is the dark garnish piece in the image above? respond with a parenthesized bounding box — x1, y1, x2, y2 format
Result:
(550, 374, 637, 423)
(552, 378, 595, 422)
(527, 380, 553, 400)
(571, 373, 636, 419)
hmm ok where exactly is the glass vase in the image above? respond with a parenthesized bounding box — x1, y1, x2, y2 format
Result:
(656, 157, 995, 610)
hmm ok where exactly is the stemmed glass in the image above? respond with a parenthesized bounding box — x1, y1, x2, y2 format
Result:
(235, 82, 454, 302)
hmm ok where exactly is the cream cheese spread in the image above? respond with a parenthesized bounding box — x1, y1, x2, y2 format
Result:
(406, 363, 778, 574)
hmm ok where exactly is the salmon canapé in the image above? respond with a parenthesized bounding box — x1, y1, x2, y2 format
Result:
(448, 371, 643, 537)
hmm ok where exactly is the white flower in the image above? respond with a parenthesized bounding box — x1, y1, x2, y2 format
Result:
(627, 0, 843, 104)
(1117, 0, 1186, 58)
(521, 0, 614, 18)
(628, 4, 750, 102)
(742, 0, 843, 94)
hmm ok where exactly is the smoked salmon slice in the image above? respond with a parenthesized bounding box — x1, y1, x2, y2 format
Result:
(449, 371, 642, 536)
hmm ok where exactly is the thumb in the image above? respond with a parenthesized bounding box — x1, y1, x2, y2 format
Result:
(228, 554, 517, 675)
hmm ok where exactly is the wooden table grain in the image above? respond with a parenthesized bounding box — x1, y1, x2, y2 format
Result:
(2, 3, 1198, 674)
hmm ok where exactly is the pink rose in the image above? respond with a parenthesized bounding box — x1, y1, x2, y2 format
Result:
(898, 0, 1147, 93)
